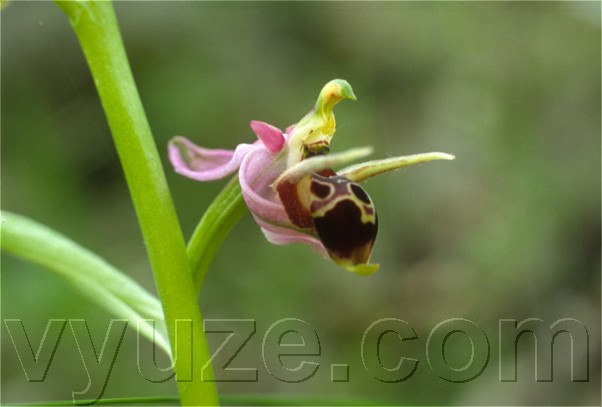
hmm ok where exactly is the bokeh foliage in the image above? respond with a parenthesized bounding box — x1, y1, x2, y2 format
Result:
(2, 2, 600, 405)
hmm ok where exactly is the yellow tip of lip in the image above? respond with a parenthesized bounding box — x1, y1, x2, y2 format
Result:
(341, 262, 380, 276)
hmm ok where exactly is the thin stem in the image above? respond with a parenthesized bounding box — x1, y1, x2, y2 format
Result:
(53, 1, 218, 404)
(187, 176, 247, 293)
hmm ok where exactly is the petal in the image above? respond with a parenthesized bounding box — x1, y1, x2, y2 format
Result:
(238, 146, 291, 225)
(274, 146, 374, 230)
(339, 152, 456, 183)
(309, 174, 379, 275)
(169, 136, 256, 181)
(238, 145, 328, 255)
(276, 146, 373, 186)
(238, 139, 379, 275)
(285, 79, 357, 168)
(252, 215, 327, 257)
(250, 121, 285, 153)
(260, 208, 378, 275)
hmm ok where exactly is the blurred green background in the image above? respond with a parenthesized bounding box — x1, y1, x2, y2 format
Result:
(2, 2, 600, 405)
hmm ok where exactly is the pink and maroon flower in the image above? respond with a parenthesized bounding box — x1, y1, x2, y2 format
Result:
(169, 79, 454, 275)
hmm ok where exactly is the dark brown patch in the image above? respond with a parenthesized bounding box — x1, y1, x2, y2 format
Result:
(312, 199, 378, 264)
(350, 184, 371, 204)
(311, 179, 333, 199)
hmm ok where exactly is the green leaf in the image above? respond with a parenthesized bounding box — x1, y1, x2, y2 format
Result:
(1, 211, 171, 357)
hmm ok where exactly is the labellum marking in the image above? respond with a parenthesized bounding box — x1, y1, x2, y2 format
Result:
(276, 177, 314, 229)
(309, 174, 378, 265)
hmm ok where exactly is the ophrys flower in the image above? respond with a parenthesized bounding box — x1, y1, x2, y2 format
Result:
(169, 79, 454, 275)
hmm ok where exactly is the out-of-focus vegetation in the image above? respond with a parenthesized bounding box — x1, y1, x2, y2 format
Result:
(2, 2, 600, 405)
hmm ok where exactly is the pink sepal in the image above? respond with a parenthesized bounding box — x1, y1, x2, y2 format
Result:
(168, 136, 255, 181)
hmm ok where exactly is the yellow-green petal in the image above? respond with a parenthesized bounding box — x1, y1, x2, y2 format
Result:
(339, 152, 456, 183)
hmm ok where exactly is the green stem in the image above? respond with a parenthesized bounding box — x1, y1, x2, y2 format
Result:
(187, 176, 247, 293)
(53, 1, 218, 405)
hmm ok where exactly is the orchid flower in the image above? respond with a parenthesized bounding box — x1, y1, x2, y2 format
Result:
(169, 79, 454, 275)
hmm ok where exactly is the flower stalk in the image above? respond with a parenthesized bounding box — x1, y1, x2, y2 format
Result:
(187, 176, 248, 293)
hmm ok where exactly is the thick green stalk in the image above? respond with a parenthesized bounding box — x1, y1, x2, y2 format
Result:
(53, 1, 218, 404)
